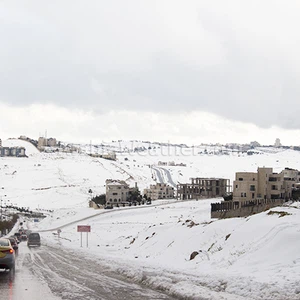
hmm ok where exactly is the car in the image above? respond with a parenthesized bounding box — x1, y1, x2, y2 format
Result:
(20, 234, 28, 241)
(27, 232, 41, 247)
(8, 237, 18, 251)
(14, 232, 21, 239)
(0, 238, 15, 271)
(104, 205, 113, 209)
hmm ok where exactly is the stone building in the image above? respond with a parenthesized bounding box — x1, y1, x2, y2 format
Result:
(211, 167, 300, 219)
(106, 180, 129, 205)
(38, 137, 57, 150)
(143, 183, 175, 200)
(233, 167, 300, 202)
(177, 178, 231, 200)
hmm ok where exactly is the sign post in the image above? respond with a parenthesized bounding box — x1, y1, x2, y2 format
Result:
(77, 225, 91, 248)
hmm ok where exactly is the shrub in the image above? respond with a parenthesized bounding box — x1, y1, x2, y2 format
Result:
(267, 210, 291, 218)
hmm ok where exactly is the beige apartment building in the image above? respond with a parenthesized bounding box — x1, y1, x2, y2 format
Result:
(143, 183, 175, 200)
(106, 179, 130, 204)
(38, 137, 57, 149)
(177, 178, 231, 200)
(233, 167, 300, 202)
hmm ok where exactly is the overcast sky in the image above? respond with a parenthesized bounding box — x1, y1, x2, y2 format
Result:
(1, 0, 300, 146)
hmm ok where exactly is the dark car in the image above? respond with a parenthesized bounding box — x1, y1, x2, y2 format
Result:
(27, 233, 41, 247)
(14, 232, 21, 239)
(20, 234, 28, 241)
(104, 205, 113, 209)
(8, 237, 18, 251)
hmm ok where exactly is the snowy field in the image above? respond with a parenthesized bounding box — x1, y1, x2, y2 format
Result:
(2, 139, 300, 299)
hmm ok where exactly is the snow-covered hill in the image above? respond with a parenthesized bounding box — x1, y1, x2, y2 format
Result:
(36, 199, 300, 300)
(1, 138, 300, 211)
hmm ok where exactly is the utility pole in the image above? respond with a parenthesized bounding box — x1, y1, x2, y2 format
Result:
(45, 129, 48, 147)
(0, 196, 2, 221)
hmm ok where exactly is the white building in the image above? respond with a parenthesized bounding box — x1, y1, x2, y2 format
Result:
(274, 138, 281, 148)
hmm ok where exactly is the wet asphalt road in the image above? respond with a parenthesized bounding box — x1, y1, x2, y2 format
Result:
(0, 242, 176, 300)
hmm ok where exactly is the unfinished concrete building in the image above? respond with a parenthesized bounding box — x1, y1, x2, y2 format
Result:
(177, 178, 231, 200)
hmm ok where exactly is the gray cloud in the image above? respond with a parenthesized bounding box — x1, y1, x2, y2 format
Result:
(1, 0, 300, 129)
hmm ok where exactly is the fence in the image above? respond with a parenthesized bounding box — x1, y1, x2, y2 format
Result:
(211, 198, 285, 219)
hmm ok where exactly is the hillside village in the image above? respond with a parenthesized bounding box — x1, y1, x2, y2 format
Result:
(1, 135, 300, 220)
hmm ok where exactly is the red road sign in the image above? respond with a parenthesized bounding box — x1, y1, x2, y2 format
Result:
(77, 225, 91, 232)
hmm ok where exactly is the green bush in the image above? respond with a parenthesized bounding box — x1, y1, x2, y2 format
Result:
(91, 194, 106, 205)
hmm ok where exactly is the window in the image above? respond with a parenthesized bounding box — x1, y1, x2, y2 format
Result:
(241, 193, 243, 197)
(239, 178, 243, 181)
(113, 192, 118, 195)
(250, 185, 255, 191)
(252, 193, 255, 199)
(236, 185, 238, 188)
(244, 193, 246, 197)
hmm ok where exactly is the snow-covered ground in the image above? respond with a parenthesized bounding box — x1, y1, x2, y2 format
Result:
(31, 200, 300, 300)
(2, 138, 300, 299)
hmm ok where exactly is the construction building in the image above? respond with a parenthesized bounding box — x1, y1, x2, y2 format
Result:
(177, 178, 231, 200)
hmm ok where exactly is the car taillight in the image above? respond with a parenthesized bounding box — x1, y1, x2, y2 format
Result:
(1, 249, 14, 254)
